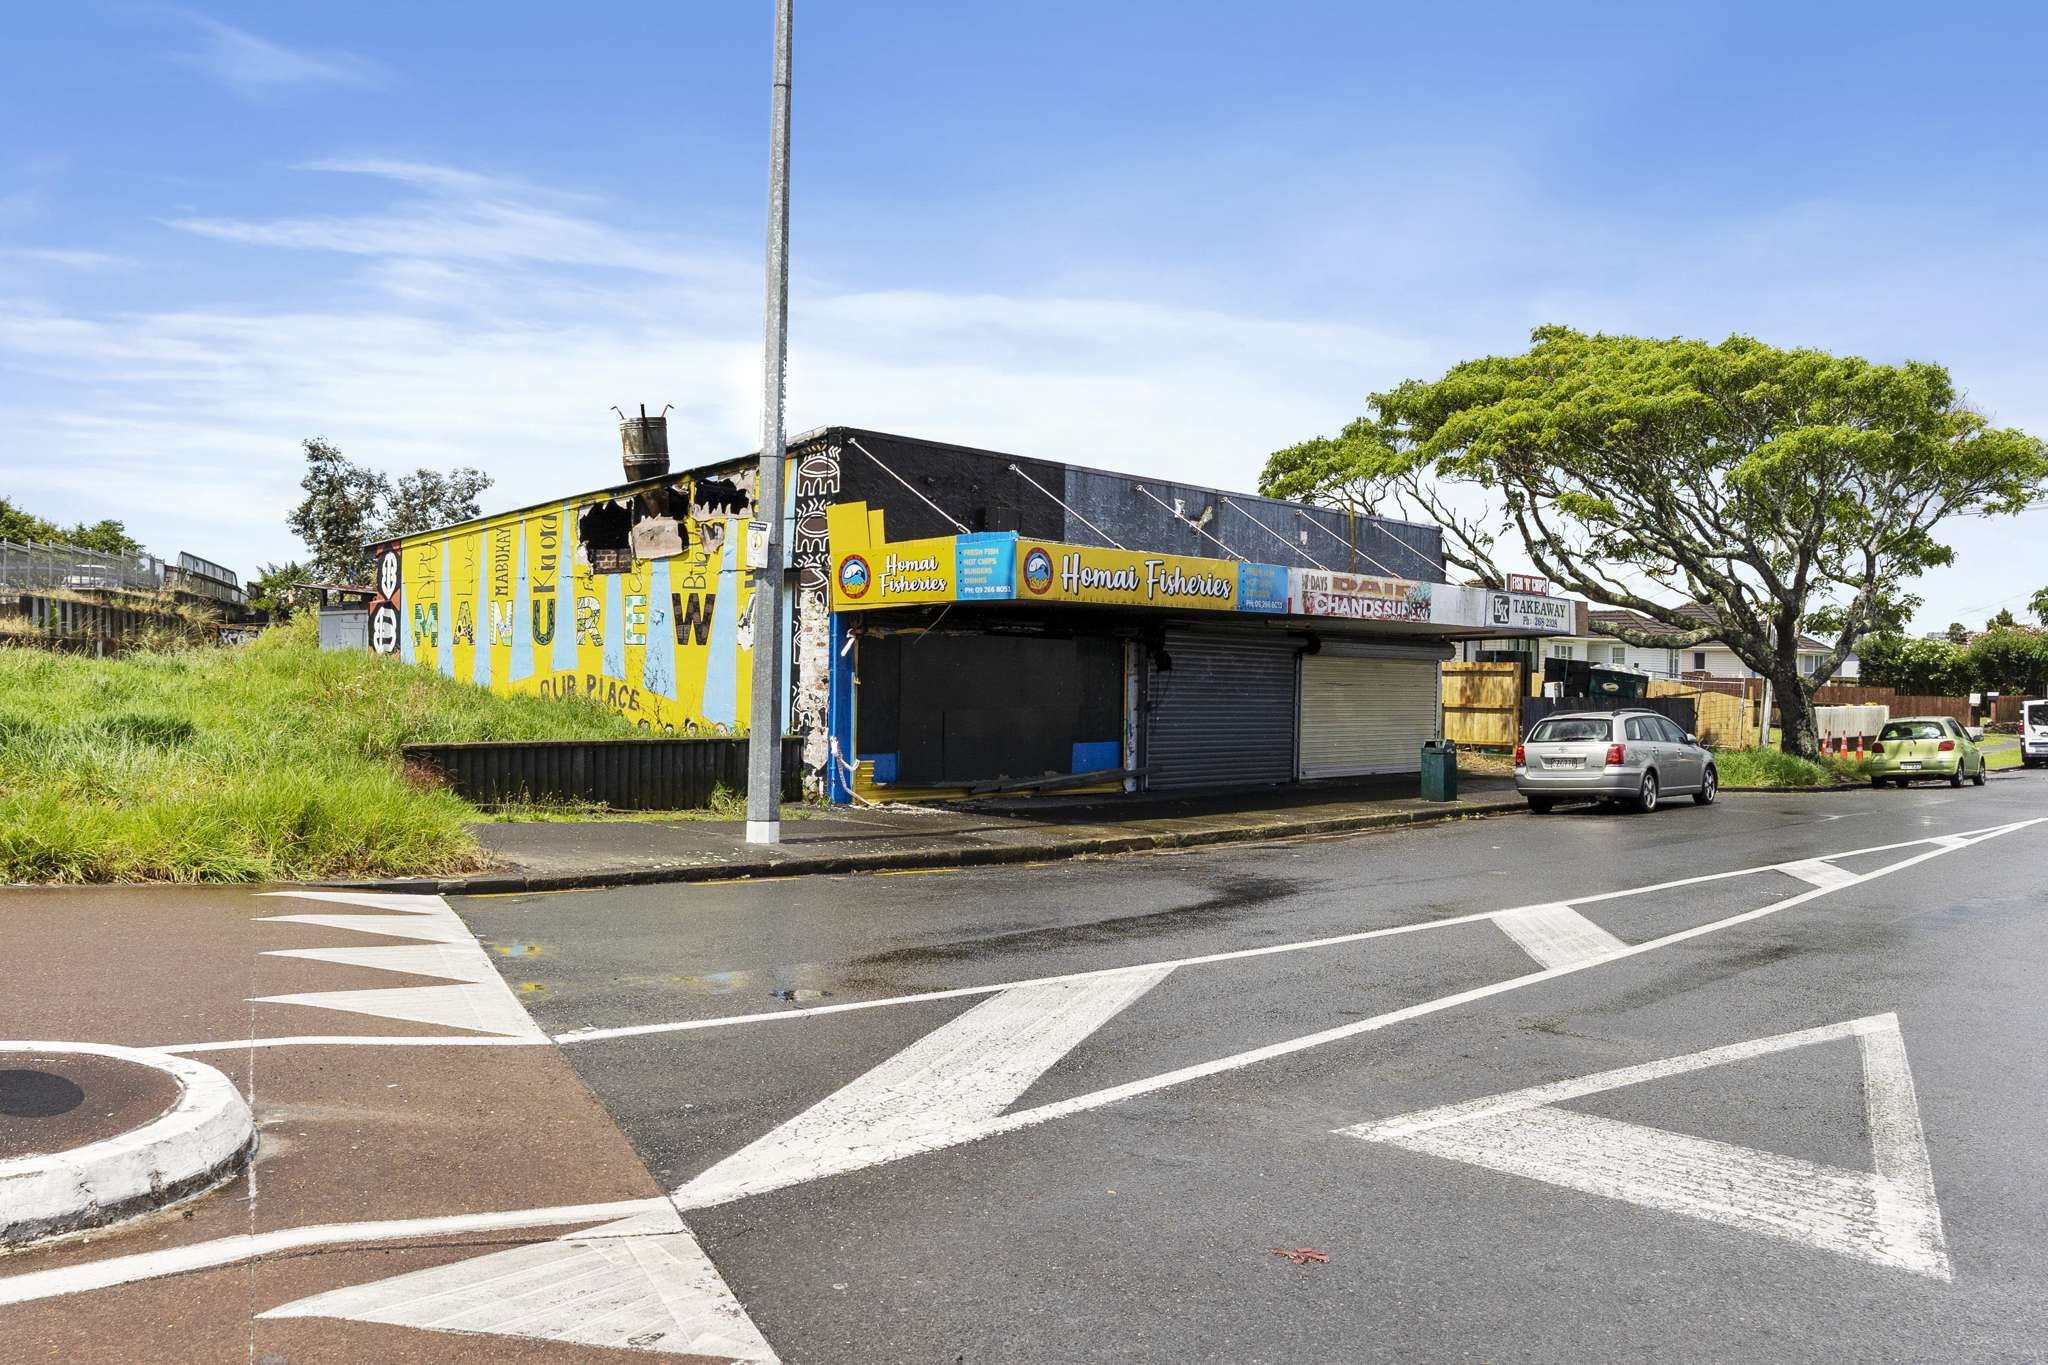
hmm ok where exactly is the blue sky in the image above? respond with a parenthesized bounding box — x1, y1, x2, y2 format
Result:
(3, 1, 2045, 631)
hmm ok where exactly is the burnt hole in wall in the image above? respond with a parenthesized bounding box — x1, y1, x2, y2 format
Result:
(578, 501, 634, 575)
(691, 477, 751, 521)
(630, 485, 691, 561)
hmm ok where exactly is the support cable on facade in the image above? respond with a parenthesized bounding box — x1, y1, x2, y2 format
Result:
(1291, 508, 1410, 579)
(1005, 464, 1126, 549)
(844, 436, 970, 534)
(1132, 485, 1244, 561)
(1217, 497, 1329, 569)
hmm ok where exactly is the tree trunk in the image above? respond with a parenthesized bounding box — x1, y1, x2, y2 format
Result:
(1775, 669, 1819, 758)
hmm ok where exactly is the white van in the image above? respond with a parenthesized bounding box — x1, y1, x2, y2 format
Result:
(2025, 699, 2048, 769)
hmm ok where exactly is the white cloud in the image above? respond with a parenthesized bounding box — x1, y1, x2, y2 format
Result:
(165, 11, 385, 99)
(4, 155, 2042, 633)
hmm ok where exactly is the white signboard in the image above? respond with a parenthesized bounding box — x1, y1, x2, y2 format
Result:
(745, 520, 772, 570)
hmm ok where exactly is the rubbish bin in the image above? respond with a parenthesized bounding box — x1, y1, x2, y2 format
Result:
(1420, 739, 1458, 801)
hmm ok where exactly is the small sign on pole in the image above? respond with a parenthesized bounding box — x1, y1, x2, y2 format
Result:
(1508, 572, 1550, 596)
(745, 520, 772, 570)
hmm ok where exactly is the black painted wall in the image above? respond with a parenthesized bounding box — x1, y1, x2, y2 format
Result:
(822, 427, 1445, 584)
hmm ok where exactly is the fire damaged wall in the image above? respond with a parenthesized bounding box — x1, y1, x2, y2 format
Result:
(366, 462, 772, 735)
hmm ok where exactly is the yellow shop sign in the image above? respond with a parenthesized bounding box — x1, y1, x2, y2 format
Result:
(1016, 543, 1240, 611)
(827, 502, 959, 610)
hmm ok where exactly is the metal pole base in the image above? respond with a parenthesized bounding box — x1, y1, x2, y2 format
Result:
(745, 819, 782, 846)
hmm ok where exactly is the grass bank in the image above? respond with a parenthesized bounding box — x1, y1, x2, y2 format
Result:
(0, 616, 644, 883)
(1711, 747, 1877, 788)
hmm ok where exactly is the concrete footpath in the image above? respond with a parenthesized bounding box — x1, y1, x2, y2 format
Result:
(346, 776, 1527, 895)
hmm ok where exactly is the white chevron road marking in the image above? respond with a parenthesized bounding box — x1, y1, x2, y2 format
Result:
(251, 891, 540, 1038)
(256, 912, 475, 944)
(259, 1207, 778, 1361)
(1339, 1013, 1950, 1280)
(255, 890, 451, 914)
(262, 943, 503, 984)
(675, 965, 1176, 1208)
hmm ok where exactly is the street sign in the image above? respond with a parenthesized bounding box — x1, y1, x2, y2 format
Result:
(745, 519, 771, 570)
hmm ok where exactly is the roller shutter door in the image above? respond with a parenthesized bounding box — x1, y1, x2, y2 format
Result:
(1298, 651, 1441, 778)
(1146, 631, 1298, 789)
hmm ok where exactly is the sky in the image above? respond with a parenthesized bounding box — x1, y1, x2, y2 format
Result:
(3, 1, 2045, 633)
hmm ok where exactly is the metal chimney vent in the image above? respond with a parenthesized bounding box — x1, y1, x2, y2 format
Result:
(618, 404, 671, 482)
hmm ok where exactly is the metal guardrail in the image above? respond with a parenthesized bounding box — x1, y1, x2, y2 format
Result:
(0, 539, 163, 594)
(401, 736, 804, 810)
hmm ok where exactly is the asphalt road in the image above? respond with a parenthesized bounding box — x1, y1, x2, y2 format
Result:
(458, 776, 2048, 1364)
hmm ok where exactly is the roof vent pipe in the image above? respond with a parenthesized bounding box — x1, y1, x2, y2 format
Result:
(617, 404, 672, 482)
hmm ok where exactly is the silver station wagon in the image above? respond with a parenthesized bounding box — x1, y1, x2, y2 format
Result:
(1514, 708, 1719, 814)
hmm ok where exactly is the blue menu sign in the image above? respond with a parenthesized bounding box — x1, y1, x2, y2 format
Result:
(955, 533, 1019, 600)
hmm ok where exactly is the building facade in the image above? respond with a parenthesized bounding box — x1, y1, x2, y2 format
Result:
(366, 427, 1587, 801)
(1457, 606, 1859, 682)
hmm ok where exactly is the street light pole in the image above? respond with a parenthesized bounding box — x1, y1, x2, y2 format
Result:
(746, 0, 794, 845)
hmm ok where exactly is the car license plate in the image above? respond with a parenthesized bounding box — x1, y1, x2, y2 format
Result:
(1548, 756, 1583, 769)
(1899, 761, 1922, 770)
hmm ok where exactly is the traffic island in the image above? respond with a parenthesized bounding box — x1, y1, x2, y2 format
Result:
(0, 1042, 255, 1248)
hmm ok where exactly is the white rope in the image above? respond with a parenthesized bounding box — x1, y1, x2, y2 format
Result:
(1218, 497, 1328, 569)
(1291, 506, 1409, 578)
(1132, 485, 1243, 561)
(1006, 464, 1126, 549)
(844, 436, 970, 534)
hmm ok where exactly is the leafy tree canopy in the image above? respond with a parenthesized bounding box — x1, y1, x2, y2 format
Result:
(247, 560, 309, 621)
(1964, 627, 2048, 695)
(2032, 585, 2048, 626)
(1263, 326, 2048, 754)
(0, 496, 146, 555)
(286, 437, 492, 585)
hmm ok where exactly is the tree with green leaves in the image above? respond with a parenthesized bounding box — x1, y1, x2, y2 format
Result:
(286, 437, 491, 585)
(2032, 585, 2048, 626)
(247, 560, 309, 621)
(1262, 326, 2048, 756)
(1988, 607, 2019, 631)
(1857, 633, 1974, 695)
(1945, 622, 1971, 645)
(0, 496, 145, 555)
(1965, 628, 2048, 695)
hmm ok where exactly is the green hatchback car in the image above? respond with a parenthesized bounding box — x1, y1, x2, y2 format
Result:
(1867, 716, 1989, 788)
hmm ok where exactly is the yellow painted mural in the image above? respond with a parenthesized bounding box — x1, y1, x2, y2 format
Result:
(368, 472, 770, 734)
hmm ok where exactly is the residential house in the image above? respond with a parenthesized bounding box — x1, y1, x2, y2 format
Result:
(1457, 604, 1859, 682)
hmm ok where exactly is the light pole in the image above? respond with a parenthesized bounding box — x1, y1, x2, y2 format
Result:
(746, 0, 794, 845)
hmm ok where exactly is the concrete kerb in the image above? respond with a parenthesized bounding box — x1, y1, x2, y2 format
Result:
(326, 795, 1534, 896)
(0, 1042, 255, 1248)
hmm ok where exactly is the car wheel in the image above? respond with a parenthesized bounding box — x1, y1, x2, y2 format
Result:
(1949, 767, 1964, 788)
(1694, 767, 1718, 805)
(1973, 763, 1987, 786)
(1870, 775, 1887, 789)
(1526, 795, 1553, 814)
(1635, 771, 1659, 813)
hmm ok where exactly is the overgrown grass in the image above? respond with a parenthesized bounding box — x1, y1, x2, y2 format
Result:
(0, 615, 644, 883)
(1711, 747, 1877, 788)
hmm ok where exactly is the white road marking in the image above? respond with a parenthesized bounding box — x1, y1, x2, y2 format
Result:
(257, 913, 474, 945)
(250, 983, 541, 1038)
(1779, 859, 1860, 891)
(259, 1206, 778, 1361)
(256, 890, 451, 914)
(161, 1034, 550, 1055)
(262, 943, 505, 984)
(563, 823, 2022, 1046)
(1493, 903, 1627, 969)
(666, 819, 2039, 1210)
(1338, 1014, 1950, 1280)
(0, 1198, 671, 1307)
(16, 820, 2031, 1308)
(250, 892, 543, 1039)
(677, 967, 1175, 1208)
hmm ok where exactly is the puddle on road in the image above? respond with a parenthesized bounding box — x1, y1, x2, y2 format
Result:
(665, 969, 836, 1003)
(770, 988, 831, 1002)
(493, 943, 546, 958)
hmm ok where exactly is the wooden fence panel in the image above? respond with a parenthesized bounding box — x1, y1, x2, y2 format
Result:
(1649, 679, 1757, 748)
(1442, 662, 1523, 749)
